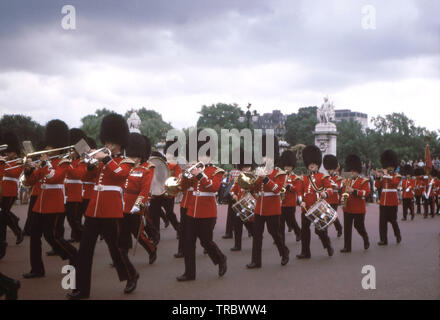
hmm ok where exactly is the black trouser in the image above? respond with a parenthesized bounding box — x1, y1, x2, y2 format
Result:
(76, 216, 137, 296)
(415, 195, 422, 213)
(177, 207, 187, 254)
(183, 216, 225, 278)
(0, 196, 21, 244)
(80, 199, 90, 216)
(330, 204, 343, 234)
(379, 206, 401, 243)
(300, 212, 331, 256)
(224, 201, 235, 236)
(423, 197, 435, 217)
(402, 198, 414, 219)
(122, 213, 156, 255)
(24, 195, 38, 235)
(0, 272, 19, 300)
(65, 202, 83, 241)
(280, 206, 300, 243)
(233, 213, 254, 249)
(150, 196, 180, 233)
(436, 196, 440, 214)
(343, 212, 368, 250)
(29, 212, 78, 275)
(251, 214, 288, 265)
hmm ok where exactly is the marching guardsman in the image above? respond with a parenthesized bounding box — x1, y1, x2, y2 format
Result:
(23, 120, 78, 278)
(230, 147, 254, 252)
(64, 128, 87, 242)
(422, 168, 437, 218)
(340, 155, 370, 253)
(400, 164, 415, 221)
(177, 132, 227, 281)
(0, 132, 24, 260)
(434, 170, 440, 215)
(297, 145, 334, 259)
(375, 149, 402, 245)
(122, 133, 157, 265)
(322, 154, 343, 237)
(414, 168, 424, 214)
(246, 134, 289, 269)
(68, 114, 138, 299)
(279, 150, 301, 243)
(79, 137, 97, 219)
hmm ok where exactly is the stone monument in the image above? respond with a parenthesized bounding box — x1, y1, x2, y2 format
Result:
(127, 112, 141, 133)
(314, 96, 338, 172)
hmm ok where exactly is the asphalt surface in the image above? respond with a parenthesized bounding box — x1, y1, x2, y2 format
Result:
(1, 202, 439, 300)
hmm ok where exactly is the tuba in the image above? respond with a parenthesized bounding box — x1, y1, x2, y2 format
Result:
(341, 178, 352, 208)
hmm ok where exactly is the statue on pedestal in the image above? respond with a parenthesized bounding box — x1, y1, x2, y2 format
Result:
(317, 96, 335, 124)
(127, 112, 141, 133)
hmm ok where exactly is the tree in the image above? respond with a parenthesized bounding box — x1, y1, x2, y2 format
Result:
(0, 114, 45, 150)
(196, 103, 246, 131)
(285, 106, 318, 146)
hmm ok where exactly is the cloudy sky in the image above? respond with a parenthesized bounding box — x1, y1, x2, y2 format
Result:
(0, 0, 439, 130)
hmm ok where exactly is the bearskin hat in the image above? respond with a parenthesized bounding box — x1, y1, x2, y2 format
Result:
(414, 167, 424, 177)
(142, 135, 152, 160)
(279, 150, 297, 169)
(125, 133, 146, 159)
(3, 131, 21, 155)
(85, 136, 97, 149)
(302, 145, 322, 168)
(99, 113, 129, 148)
(69, 128, 87, 146)
(261, 133, 279, 160)
(345, 154, 362, 173)
(45, 119, 69, 148)
(323, 154, 339, 171)
(380, 149, 398, 169)
(401, 164, 413, 176)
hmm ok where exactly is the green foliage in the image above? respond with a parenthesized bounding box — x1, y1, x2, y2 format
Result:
(80, 108, 113, 145)
(285, 107, 318, 146)
(196, 103, 246, 131)
(0, 114, 45, 149)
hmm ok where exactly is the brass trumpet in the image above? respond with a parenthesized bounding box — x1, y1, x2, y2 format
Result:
(183, 161, 205, 179)
(164, 176, 182, 197)
(83, 147, 112, 166)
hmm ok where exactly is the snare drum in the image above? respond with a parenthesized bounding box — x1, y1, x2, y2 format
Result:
(232, 192, 256, 222)
(305, 199, 338, 230)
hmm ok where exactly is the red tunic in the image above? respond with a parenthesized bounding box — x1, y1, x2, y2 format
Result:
(85, 156, 131, 219)
(281, 173, 302, 207)
(186, 164, 224, 219)
(123, 164, 154, 214)
(230, 181, 245, 200)
(342, 177, 370, 214)
(422, 177, 435, 199)
(32, 158, 70, 214)
(65, 159, 85, 203)
(297, 172, 334, 211)
(1, 160, 24, 197)
(414, 177, 423, 197)
(251, 168, 286, 216)
(326, 175, 343, 205)
(401, 178, 415, 199)
(376, 173, 401, 206)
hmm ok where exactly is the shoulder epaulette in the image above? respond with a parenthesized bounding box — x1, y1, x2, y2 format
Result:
(274, 168, 287, 178)
(213, 167, 225, 176)
(58, 158, 71, 166)
(120, 158, 135, 165)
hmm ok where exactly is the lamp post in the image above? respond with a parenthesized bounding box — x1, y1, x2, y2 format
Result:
(238, 103, 258, 129)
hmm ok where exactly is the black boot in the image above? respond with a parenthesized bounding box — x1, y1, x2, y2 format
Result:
(246, 262, 261, 269)
(0, 273, 21, 300)
(149, 251, 157, 265)
(66, 289, 89, 300)
(124, 273, 139, 294)
(281, 248, 289, 266)
(218, 256, 227, 277)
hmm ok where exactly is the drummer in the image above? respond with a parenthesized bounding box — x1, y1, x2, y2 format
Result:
(296, 145, 335, 259)
(229, 147, 254, 252)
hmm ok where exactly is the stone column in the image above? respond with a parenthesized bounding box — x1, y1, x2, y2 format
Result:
(314, 122, 338, 173)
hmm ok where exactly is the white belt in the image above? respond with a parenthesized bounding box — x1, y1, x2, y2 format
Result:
(65, 179, 83, 184)
(193, 191, 215, 197)
(259, 192, 279, 197)
(382, 189, 397, 193)
(2, 177, 19, 182)
(41, 184, 64, 190)
(83, 182, 95, 185)
(94, 185, 123, 193)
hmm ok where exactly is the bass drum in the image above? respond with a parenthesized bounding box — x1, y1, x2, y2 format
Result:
(148, 156, 170, 196)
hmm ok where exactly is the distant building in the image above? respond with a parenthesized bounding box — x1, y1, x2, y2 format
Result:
(256, 110, 287, 137)
(334, 109, 368, 130)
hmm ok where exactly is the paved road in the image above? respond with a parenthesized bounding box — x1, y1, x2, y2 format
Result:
(1, 202, 439, 300)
